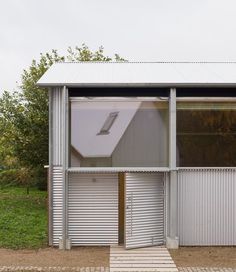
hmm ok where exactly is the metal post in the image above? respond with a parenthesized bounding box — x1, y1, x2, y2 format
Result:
(48, 89, 53, 246)
(169, 88, 176, 170)
(166, 88, 179, 249)
(61, 86, 71, 250)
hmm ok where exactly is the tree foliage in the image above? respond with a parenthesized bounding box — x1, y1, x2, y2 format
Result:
(0, 44, 125, 189)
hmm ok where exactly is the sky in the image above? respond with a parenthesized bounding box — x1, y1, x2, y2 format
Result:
(1, 0, 236, 95)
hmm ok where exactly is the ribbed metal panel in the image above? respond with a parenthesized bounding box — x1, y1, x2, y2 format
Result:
(52, 166, 63, 245)
(178, 168, 236, 245)
(125, 173, 165, 249)
(37, 62, 236, 87)
(52, 87, 63, 165)
(68, 173, 118, 245)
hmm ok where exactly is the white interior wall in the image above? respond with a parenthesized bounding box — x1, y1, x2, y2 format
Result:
(112, 103, 168, 167)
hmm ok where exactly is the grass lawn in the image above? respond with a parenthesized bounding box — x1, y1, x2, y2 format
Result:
(0, 187, 47, 249)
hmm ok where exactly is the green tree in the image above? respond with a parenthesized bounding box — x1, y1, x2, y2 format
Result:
(0, 44, 125, 190)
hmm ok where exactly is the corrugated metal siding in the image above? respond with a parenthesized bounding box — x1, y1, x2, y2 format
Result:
(178, 168, 236, 245)
(164, 172, 169, 241)
(52, 87, 63, 165)
(68, 173, 118, 245)
(52, 166, 63, 245)
(125, 173, 165, 249)
(50, 87, 64, 246)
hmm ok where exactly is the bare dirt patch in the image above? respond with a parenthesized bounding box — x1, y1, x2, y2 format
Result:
(170, 247, 236, 268)
(0, 247, 109, 267)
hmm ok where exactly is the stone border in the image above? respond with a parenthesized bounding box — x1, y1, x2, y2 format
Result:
(0, 267, 109, 272)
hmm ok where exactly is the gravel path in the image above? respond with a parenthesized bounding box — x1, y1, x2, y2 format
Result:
(0, 248, 109, 267)
(170, 247, 236, 268)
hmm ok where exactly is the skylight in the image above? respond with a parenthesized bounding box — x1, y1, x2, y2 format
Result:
(97, 112, 119, 135)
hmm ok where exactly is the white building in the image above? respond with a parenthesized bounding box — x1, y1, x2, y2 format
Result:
(38, 62, 236, 249)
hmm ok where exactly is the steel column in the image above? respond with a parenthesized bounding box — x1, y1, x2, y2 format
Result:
(62, 86, 70, 249)
(169, 88, 176, 169)
(166, 88, 179, 248)
(48, 89, 53, 246)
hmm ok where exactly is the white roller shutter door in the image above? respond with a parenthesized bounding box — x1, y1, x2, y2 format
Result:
(68, 173, 118, 245)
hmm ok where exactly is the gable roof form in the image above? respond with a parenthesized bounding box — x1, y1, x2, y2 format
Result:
(37, 61, 236, 87)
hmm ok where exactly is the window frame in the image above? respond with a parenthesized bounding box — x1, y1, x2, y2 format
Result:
(176, 97, 236, 167)
(69, 96, 170, 172)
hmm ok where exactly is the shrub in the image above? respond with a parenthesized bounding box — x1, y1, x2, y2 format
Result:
(0, 168, 34, 190)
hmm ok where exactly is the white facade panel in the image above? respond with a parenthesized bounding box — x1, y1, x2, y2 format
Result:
(68, 173, 118, 245)
(52, 166, 63, 245)
(178, 168, 236, 246)
(125, 173, 165, 249)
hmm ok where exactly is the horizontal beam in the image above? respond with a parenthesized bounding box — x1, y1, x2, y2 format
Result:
(67, 167, 170, 173)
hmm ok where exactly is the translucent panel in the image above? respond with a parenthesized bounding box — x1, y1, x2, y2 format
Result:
(177, 101, 236, 167)
(70, 98, 169, 167)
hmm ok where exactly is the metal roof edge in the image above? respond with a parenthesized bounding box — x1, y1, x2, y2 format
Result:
(36, 82, 236, 88)
(53, 61, 236, 64)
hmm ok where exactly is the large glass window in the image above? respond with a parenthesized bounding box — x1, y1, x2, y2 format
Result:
(177, 101, 236, 167)
(70, 98, 169, 167)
